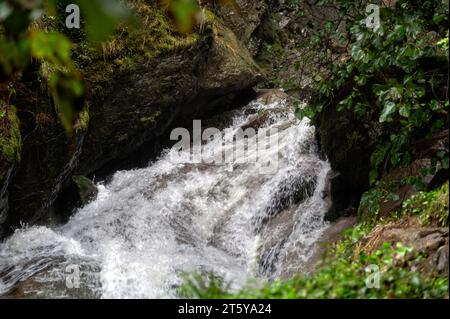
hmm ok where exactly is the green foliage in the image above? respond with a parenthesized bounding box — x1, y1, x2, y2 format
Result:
(298, 0, 449, 183)
(158, 0, 240, 34)
(0, 0, 135, 134)
(437, 31, 449, 52)
(43, 0, 136, 42)
(402, 182, 449, 227)
(180, 180, 450, 300)
(359, 182, 399, 224)
(180, 228, 448, 299)
(359, 181, 449, 228)
(179, 273, 233, 299)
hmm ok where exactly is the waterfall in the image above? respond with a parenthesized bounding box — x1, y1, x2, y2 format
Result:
(0, 94, 331, 298)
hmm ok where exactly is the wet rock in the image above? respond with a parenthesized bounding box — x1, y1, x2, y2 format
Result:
(1, 4, 263, 236)
(5, 107, 85, 234)
(0, 167, 13, 237)
(240, 89, 294, 131)
(254, 89, 292, 105)
(363, 220, 449, 275)
(435, 244, 449, 275)
(0, 103, 21, 238)
(240, 112, 270, 131)
(316, 100, 379, 221)
(52, 176, 98, 223)
(297, 216, 358, 276)
(72, 176, 98, 206)
(77, 20, 261, 177)
(3, 68, 88, 235)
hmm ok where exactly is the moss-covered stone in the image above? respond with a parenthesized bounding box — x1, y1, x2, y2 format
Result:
(73, 1, 199, 94)
(76, 6, 261, 176)
(1, 0, 262, 237)
(0, 103, 22, 236)
(0, 104, 21, 179)
(72, 175, 98, 206)
(3, 69, 86, 236)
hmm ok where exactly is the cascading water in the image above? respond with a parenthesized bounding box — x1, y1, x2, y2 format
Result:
(0, 94, 331, 298)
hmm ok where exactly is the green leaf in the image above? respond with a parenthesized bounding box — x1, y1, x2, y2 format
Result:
(76, 0, 136, 42)
(30, 31, 73, 66)
(380, 101, 396, 123)
(399, 105, 410, 118)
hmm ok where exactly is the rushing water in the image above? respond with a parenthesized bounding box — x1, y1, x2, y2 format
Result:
(0, 94, 331, 298)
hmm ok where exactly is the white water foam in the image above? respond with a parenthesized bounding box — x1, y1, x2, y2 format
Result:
(0, 97, 331, 298)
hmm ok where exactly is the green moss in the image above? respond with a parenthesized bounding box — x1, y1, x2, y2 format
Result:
(74, 102, 90, 133)
(74, 1, 200, 88)
(0, 103, 22, 180)
(402, 183, 449, 227)
(358, 181, 401, 226)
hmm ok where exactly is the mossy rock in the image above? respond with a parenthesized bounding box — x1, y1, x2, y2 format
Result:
(72, 175, 98, 205)
(73, 1, 200, 94)
(0, 104, 21, 180)
(2, 0, 262, 236)
(0, 103, 21, 237)
(3, 71, 86, 235)
(77, 7, 262, 176)
(315, 79, 383, 221)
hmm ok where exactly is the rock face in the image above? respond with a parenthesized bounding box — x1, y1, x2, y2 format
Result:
(3, 76, 87, 237)
(52, 175, 98, 222)
(0, 104, 22, 237)
(316, 101, 379, 221)
(72, 176, 98, 205)
(363, 219, 449, 276)
(77, 20, 261, 176)
(206, 0, 268, 52)
(0, 167, 13, 237)
(317, 99, 448, 221)
(0, 3, 263, 237)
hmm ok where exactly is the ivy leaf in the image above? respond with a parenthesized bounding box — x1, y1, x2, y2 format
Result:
(380, 101, 396, 122)
(399, 105, 410, 118)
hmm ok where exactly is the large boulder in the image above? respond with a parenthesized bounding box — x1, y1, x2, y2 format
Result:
(77, 17, 262, 176)
(0, 2, 262, 237)
(315, 93, 381, 221)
